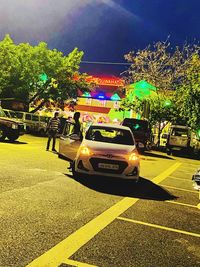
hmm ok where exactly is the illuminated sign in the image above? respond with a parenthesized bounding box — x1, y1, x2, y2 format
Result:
(86, 76, 125, 87)
(73, 75, 125, 87)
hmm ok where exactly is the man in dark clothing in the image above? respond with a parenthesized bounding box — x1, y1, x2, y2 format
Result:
(68, 112, 83, 170)
(71, 112, 83, 139)
(46, 112, 60, 152)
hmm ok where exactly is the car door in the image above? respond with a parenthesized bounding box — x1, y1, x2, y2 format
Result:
(59, 121, 82, 161)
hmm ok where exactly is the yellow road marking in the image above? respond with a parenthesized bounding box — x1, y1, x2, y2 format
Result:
(163, 185, 199, 194)
(62, 259, 98, 267)
(26, 162, 181, 267)
(26, 198, 139, 267)
(168, 176, 192, 182)
(152, 163, 182, 184)
(166, 200, 198, 209)
(117, 217, 200, 238)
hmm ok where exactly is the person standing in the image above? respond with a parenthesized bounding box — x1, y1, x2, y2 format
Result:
(46, 112, 60, 152)
(68, 112, 83, 170)
(71, 112, 83, 139)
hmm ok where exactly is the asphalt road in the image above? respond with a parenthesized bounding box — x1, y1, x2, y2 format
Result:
(0, 134, 199, 267)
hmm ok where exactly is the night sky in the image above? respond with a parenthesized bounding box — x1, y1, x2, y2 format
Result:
(0, 0, 199, 75)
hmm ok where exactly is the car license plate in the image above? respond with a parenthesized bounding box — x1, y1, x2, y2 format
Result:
(98, 163, 119, 170)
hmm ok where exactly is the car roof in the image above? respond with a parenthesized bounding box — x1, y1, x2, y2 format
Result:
(171, 125, 190, 129)
(90, 123, 131, 131)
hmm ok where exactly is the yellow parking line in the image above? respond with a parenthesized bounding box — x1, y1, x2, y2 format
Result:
(163, 185, 199, 194)
(168, 176, 192, 182)
(62, 259, 98, 267)
(26, 162, 181, 267)
(166, 200, 198, 209)
(117, 217, 200, 238)
(152, 163, 182, 184)
(26, 197, 139, 267)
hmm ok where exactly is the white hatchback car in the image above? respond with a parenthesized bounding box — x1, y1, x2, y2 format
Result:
(59, 123, 140, 181)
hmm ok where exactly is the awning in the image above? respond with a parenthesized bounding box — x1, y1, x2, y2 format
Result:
(76, 105, 111, 114)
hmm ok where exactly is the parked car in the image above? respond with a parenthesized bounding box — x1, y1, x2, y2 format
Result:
(192, 168, 200, 190)
(3, 109, 19, 119)
(59, 122, 140, 181)
(153, 133, 169, 149)
(166, 125, 200, 156)
(0, 106, 26, 141)
(14, 111, 49, 136)
(122, 118, 151, 151)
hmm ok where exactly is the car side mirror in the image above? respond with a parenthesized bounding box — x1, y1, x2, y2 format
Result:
(69, 133, 81, 141)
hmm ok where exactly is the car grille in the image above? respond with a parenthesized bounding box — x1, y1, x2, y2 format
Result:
(89, 158, 128, 174)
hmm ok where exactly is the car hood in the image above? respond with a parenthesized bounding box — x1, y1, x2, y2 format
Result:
(82, 140, 136, 154)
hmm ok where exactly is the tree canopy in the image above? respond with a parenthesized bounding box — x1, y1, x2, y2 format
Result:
(122, 39, 200, 132)
(0, 34, 92, 110)
(175, 53, 200, 131)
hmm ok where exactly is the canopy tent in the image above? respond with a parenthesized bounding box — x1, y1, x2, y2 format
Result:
(128, 80, 157, 101)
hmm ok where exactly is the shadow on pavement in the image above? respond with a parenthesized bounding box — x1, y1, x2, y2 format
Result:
(141, 151, 174, 160)
(2, 140, 27, 144)
(66, 174, 177, 201)
(169, 151, 200, 160)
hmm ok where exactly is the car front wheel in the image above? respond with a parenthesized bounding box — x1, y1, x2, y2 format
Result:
(0, 126, 6, 141)
(6, 131, 19, 141)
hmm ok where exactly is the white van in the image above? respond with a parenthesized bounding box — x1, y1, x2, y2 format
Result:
(14, 111, 49, 136)
(166, 125, 200, 157)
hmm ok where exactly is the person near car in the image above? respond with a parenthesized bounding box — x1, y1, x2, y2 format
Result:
(68, 112, 83, 170)
(71, 112, 83, 139)
(46, 111, 60, 152)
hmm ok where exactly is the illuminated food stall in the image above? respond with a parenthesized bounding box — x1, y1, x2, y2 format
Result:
(75, 76, 130, 123)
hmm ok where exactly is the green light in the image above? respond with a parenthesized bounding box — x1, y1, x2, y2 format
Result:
(131, 80, 157, 92)
(164, 100, 172, 107)
(39, 73, 48, 82)
(82, 92, 91, 97)
(133, 124, 140, 130)
(136, 113, 141, 119)
(129, 80, 157, 100)
(197, 129, 200, 137)
(111, 93, 121, 101)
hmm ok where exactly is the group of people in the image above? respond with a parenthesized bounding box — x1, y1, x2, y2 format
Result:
(46, 111, 82, 152)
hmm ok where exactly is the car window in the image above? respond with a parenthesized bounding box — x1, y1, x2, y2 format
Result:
(32, 115, 39, 121)
(40, 116, 48, 122)
(3, 110, 9, 117)
(171, 128, 188, 137)
(0, 108, 6, 117)
(10, 111, 18, 118)
(25, 114, 32, 120)
(162, 134, 168, 139)
(122, 118, 149, 132)
(62, 121, 74, 136)
(15, 112, 23, 119)
(86, 126, 134, 145)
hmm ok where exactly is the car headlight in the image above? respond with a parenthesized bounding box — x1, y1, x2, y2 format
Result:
(11, 123, 18, 129)
(80, 145, 91, 156)
(129, 152, 139, 161)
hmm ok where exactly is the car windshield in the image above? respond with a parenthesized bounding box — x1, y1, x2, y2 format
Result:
(85, 126, 134, 145)
(0, 107, 6, 117)
(171, 128, 188, 137)
(122, 118, 149, 132)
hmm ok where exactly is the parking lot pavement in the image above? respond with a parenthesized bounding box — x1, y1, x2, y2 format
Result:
(27, 162, 198, 266)
(67, 161, 200, 267)
(1, 135, 199, 267)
